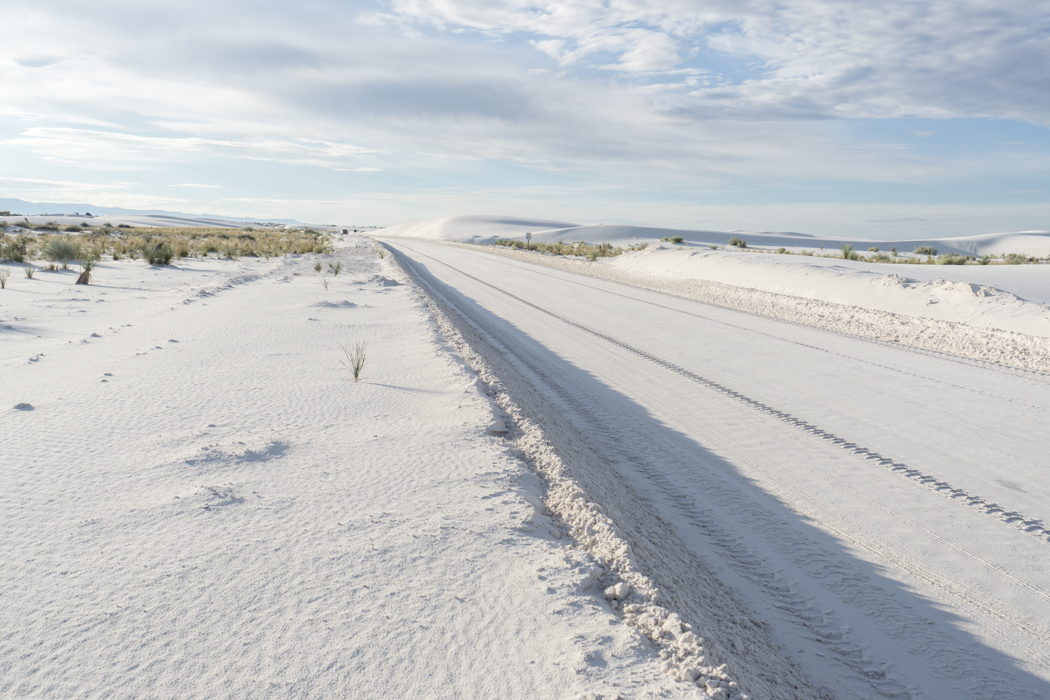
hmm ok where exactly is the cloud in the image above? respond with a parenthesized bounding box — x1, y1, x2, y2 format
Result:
(0, 0, 1046, 230)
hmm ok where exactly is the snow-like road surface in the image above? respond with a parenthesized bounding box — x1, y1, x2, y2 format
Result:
(386, 238, 1050, 700)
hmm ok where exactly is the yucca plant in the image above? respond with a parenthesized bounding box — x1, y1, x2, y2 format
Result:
(75, 256, 97, 285)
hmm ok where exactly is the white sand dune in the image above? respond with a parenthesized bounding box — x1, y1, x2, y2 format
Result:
(380, 214, 580, 244)
(382, 213, 1050, 257)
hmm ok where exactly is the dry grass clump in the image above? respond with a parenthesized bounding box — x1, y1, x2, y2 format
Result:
(339, 340, 367, 382)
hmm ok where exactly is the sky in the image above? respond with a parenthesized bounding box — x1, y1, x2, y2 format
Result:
(1, 0, 1048, 237)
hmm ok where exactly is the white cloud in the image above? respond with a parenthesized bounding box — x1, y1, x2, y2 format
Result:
(0, 0, 1046, 230)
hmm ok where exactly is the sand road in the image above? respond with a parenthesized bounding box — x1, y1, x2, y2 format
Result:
(386, 237, 1050, 700)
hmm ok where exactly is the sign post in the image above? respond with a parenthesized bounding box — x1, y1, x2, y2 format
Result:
(525, 232, 531, 251)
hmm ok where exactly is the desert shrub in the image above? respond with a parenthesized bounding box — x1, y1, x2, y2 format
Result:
(0, 269, 9, 288)
(2, 236, 27, 263)
(937, 253, 968, 265)
(143, 243, 174, 265)
(914, 245, 938, 256)
(43, 237, 82, 267)
(661, 236, 684, 244)
(979, 256, 991, 265)
(728, 237, 747, 248)
(872, 252, 892, 263)
(868, 247, 879, 252)
(174, 240, 191, 258)
(23, 264, 35, 278)
(776, 247, 787, 254)
(314, 262, 322, 272)
(1004, 253, 1035, 265)
(329, 261, 342, 276)
(841, 244, 859, 261)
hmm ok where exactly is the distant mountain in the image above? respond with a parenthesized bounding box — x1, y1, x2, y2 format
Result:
(0, 198, 302, 226)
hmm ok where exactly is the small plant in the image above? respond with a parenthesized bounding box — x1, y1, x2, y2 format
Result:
(710, 245, 718, 250)
(586, 250, 599, 261)
(314, 262, 322, 272)
(728, 237, 747, 248)
(329, 261, 342, 276)
(75, 256, 97, 284)
(891, 248, 898, 257)
(914, 245, 938, 256)
(841, 244, 859, 260)
(868, 247, 879, 252)
(0, 268, 9, 288)
(776, 247, 787, 254)
(936, 253, 967, 265)
(339, 340, 367, 382)
(23, 264, 35, 278)
(979, 255, 991, 265)
(321, 275, 329, 290)
(660, 236, 684, 244)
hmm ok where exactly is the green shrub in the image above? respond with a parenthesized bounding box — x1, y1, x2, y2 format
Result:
(43, 238, 82, 267)
(868, 247, 879, 252)
(914, 245, 938, 256)
(776, 247, 787, 254)
(728, 237, 747, 248)
(936, 253, 967, 265)
(841, 244, 858, 261)
(143, 243, 173, 265)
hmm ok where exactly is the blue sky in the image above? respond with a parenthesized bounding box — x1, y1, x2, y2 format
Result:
(1, 0, 1048, 237)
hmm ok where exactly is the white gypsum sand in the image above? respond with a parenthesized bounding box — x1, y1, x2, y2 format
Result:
(0, 239, 697, 698)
